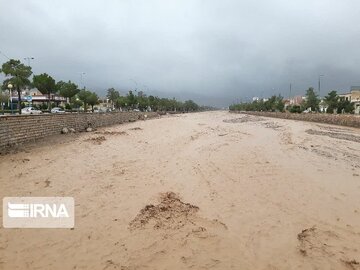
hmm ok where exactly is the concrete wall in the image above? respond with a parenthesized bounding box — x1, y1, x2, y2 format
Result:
(235, 111, 360, 128)
(0, 112, 158, 150)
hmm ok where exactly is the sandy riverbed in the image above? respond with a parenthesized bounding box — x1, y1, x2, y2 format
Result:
(1, 111, 360, 270)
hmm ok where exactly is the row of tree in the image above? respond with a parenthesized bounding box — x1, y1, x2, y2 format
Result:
(0, 59, 100, 113)
(229, 95, 285, 112)
(229, 88, 354, 114)
(105, 88, 200, 112)
(1, 59, 203, 114)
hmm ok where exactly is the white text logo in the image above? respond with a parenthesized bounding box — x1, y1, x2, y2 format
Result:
(8, 202, 69, 218)
(3, 197, 74, 228)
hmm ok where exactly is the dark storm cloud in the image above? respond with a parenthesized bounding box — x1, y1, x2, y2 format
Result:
(1, 0, 360, 107)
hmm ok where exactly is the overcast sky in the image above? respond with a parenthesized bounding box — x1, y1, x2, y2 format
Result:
(1, 0, 359, 107)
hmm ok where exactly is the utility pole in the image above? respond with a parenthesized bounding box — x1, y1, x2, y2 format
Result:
(289, 83, 292, 99)
(24, 57, 35, 95)
(318, 75, 324, 96)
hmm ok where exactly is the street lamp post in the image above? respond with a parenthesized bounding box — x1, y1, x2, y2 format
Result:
(0, 87, 3, 115)
(76, 97, 80, 112)
(24, 57, 34, 67)
(8, 84, 13, 114)
(79, 72, 86, 89)
(318, 75, 324, 96)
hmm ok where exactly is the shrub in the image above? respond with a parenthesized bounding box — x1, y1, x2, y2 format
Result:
(289, 105, 302, 113)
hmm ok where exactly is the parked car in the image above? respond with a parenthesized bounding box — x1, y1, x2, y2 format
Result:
(21, 107, 43, 114)
(51, 107, 65, 113)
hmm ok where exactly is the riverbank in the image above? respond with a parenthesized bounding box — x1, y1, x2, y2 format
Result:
(231, 111, 360, 128)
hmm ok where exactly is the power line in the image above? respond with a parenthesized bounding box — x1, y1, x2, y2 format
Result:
(24, 57, 35, 67)
(0, 50, 11, 60)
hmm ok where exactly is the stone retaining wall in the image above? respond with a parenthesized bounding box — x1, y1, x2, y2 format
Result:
(233, 111, 360, 128)
(0, 112, 159, 150)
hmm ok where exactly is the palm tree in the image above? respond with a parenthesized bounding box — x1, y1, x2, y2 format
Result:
(0, 59, 32, 114)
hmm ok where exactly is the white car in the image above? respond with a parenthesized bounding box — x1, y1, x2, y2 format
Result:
(21, 107, 43, 114)
(51, 107, 65, 113)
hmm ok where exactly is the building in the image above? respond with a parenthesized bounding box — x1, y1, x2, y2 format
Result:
(9, 88, 66, 108)
(289, 96, 304, 106)
(338, 87, 360, 114)
(338, 92, 352, 102)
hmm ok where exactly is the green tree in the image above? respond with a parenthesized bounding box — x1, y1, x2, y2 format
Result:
(0, 90, 9, 114)
(255, 100, 266, 111)
(106, 88, 120, 108)
(137, 96, 149, 111)
(33, 73, 56, 111)
(304, 87, 320, 112)
(0, 59, 32, 114)
(114, 96, 127, 110)
(126, 90, 137, 108)
(148, 95, 160, 111)
(87, 92, 99, 112)
(324, 90, 339, 113)
(264, 96, 276, 111)
(337, 99, 354, 114)
(78, 89, 92, 111)
(289, 105, 302, 113)
(70, 96, 83, 111)
(184, 100, 199, 112)
(57, 80, 80, 104)
(275, 95, 285, 112)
